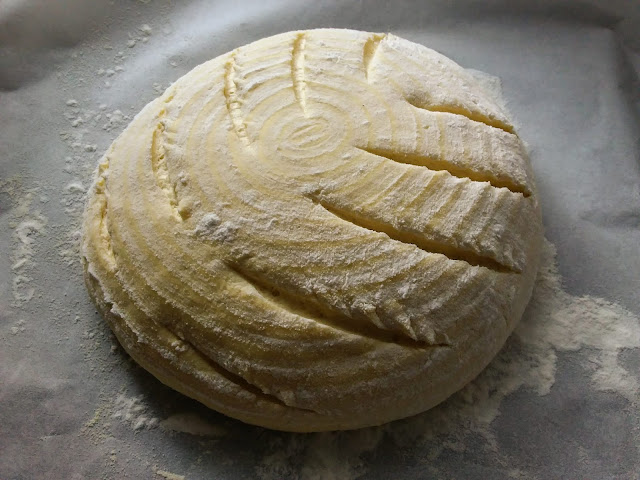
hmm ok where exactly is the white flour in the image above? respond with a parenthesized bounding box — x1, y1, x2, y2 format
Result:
(111, 393, 160, 431)
(4, 185, 48, 306)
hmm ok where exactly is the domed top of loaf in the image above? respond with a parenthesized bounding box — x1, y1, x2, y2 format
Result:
(82, 29, 542, 432)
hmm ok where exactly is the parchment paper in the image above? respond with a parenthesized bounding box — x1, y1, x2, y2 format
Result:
(1, 1, 639, 479)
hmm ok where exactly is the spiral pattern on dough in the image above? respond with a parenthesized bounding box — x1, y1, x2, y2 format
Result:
(82, 29, 542, 432)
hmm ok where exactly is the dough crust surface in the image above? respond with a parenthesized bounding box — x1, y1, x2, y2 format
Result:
(82, 29, 542, 432)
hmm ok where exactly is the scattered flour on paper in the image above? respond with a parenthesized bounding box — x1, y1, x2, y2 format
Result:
(83, 391, 160, 438)
(12, 216, 46, 304)
(10, 319, 26, 335)
(255, 239, 640, 480)
(111, 393, 160, 431)
(90, 393, 227, 437)
(2, 181, 48, 306)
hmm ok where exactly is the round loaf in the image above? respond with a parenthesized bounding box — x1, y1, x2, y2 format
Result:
(82, 29, 543, 432)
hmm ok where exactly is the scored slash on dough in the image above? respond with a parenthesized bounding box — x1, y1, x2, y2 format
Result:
(356, 146, 530, 197)
(292, 33, 308, 116)
(223, 55, 251, 147)
(405, 95, 516, 135)
(309, 196, 519, 273)
(227, 262, 452, 347)
(161, 320, 320, 412)
(150, 114, 185, 220)
(363, 33, 386, 81)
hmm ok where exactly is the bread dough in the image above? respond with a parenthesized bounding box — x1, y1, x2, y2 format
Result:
(82, 29, 542, 432)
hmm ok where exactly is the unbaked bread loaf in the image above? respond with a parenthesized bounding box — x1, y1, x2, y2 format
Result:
(82, 29, 542, 432)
